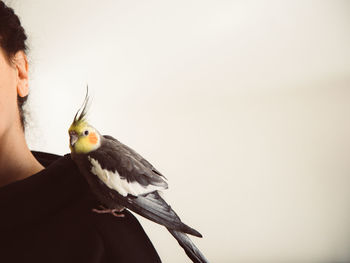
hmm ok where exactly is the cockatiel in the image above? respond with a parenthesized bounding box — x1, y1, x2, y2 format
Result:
(68, 91, 209, 263)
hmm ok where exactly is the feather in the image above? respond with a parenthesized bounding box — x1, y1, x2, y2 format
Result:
(73, 85, 91, 125)
(87, 135, 168, 195)
(127, 191, 202, 237)
(88, 156, 167, 197)
(168, 229, 209, 263)
(103, 135, 166, 179)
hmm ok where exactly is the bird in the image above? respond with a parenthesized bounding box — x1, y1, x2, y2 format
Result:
(68, 89, 209, 263)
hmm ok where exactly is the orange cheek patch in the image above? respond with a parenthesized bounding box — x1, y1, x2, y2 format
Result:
(89, 132, 98, 144)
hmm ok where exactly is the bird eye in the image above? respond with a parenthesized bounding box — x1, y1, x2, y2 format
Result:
(84, 130, 89, 136)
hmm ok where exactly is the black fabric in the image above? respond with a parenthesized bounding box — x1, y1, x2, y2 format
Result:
(0, 151, 161, 263)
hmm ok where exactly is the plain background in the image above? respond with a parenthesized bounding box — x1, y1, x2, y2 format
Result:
(5, 0, 350, 262)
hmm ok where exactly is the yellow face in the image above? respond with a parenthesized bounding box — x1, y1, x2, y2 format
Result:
(68, 120, 100, 154)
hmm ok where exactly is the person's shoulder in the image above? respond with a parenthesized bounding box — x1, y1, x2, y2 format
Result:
(32, 151, 161, 262)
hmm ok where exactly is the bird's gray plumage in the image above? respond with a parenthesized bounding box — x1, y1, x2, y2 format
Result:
(88, 135, 168, 191)
(71, 134, 209, 263)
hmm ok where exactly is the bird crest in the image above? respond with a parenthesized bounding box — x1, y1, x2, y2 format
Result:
(72, 86, 90, 128)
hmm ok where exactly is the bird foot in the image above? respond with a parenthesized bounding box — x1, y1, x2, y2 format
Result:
(92, 205, 125, 218)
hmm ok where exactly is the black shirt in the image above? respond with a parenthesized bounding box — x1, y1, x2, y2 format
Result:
(0, 151, 161, 263)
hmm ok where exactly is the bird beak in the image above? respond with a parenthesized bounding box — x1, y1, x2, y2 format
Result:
(69, 131, 78, 147)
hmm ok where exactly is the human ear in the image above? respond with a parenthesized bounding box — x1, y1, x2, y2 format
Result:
(13, 51, 29, 97)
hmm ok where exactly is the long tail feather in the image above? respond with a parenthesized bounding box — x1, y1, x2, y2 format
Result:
(127, 191, 202, 237)
(168, 229, 209, 263)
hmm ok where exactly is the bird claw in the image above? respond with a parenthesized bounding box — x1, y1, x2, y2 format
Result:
(92, 204, 125, 218)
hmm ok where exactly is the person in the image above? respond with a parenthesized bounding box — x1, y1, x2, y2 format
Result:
(0, 1, 161, 262)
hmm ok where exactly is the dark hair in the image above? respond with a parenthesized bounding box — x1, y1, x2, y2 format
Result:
(0, 1, 28, 131)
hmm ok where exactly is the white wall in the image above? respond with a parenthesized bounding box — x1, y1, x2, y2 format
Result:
(6, 0, 350, 262)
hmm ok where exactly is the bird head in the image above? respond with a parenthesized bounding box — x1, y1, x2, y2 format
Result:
(68, 88, 101, 154)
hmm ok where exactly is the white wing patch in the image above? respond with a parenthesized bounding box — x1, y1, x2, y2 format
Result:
(88, 156, 166, 197)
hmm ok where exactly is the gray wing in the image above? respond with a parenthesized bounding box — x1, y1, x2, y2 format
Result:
(87, 135, 168, 197)
(103, 135, 166, 178)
